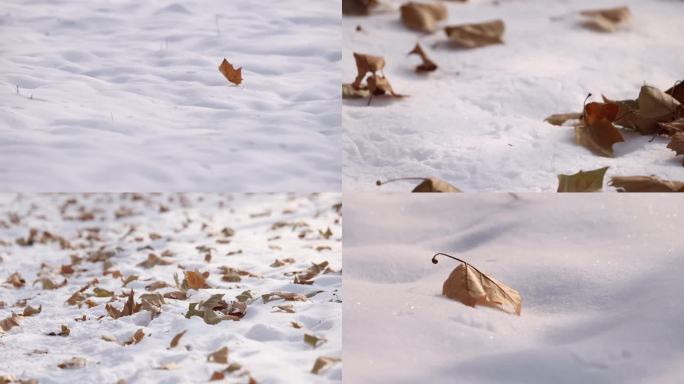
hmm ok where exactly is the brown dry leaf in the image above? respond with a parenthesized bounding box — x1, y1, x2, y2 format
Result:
(169, 330, 187, 349)
(156, 363, 180, 371)
(304, 333, 327, 348)
(343, 0, 380, 15)
(105, 290, 141, 319)
(185, 294, 244, 324)
(22, 305, 42, 317)
(444, 19, 504, 48)
(342, 83, 371, 99)
(400, 2, 447, 33)
(123, 329, 145, 346)
(47, 324, 70, 337)
(140, 293, 165, 319)
(557, 166, 609, 192)
(408, 43, 438, 73)
(376, 176, 462, 192)
(667, 133, 684, 163)
(57, 357, 86, 369)
(0, 313, 21, 333)
(290, 321, 303, 329)
(352, 52, 385, 89)
(292, 261, 329, 285)
(544, 112, 582, 126)
(311, 356, 341, 375)
(580, 6, 630, 32)
(605, 86, 682, 135)
(366, 75, 402, 99)
(658, 119, 684, 136)
(207, 346, 229, 364)
(185, 270, 210, 290)
(433, 253, 522, 315)
(575, 102, 624, 157)
(219, 58, 242, 86)
(270, 258, 296, 268)
(273, 304, 296, 313)
(609, 176, 684, 192)
(319, 227, 333, 240)
(145, 281, 170, 291)
(137, 253, 173, 269)
(33, 277, 67, 290)
(665, 81, 684, 104)
(6, 272, 25, 288)
(261, 291, 309, 304)
(163, 291, 188, 300)
(93, 287, 114, 297)
(210, 371, 225, 381)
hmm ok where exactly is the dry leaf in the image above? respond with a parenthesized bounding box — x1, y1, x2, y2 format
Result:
(33, 277, 67, 290)
(667, 133, 684, 164)
(292, 261, 329, 285)
(658, 119, 684, 136)
(352, 52, 385, 89)
(261, 291, 309, 304)
(47, 324, 70, 337)
(184, 270, 210, 290)
(0, 313, 21, 333)
(207, 346, 229, 364)
(432, 253, 521, 315)
(6, 272, 25, 288)
(665, 81, 684, 104)
(580, 6, 630, 32)
(185, 294, 244, 324)
(219, 58, 243, 86)
(123, 329, 145, 346)
(137, 253, 173, 269)
(271, 258, 296, 268)
(408, 43, 438, 73)
(444, 20, 504, 48)
(400, 2, 447, 33)
(376, 177, 462, 192)
(273, 304, 295, 313)
(610, 176, 684, 192)
(140, 292, 165, 319)
(58, 357, 86, 369)
(557, 166, 609, 192)
(342, 83, 371, 99)
(544, 112, 581, 126)
(606, 85, 681, 135)
(290, 321, 303, 329)
(93, 287, 114, 297)
(304, 333, 327, 348)
(311, 356, 341, 375)
(575, 102, 624, 157)
(343, 0, 380, 15)
(22, 305, 42, 317)
(163, 290, 188, 300)
(101, 335, 117, 342)
(169, 330, 187, 349)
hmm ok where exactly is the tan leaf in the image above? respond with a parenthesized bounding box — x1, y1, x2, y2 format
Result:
(304, 333, 327, 348)
(93, 287, 115, 297)
(0, 313, 21, 333)
(101, 335, 117, 342)
(605, 86, 681, 135)
(140, 292, 165, 318)
(6, 272, 25, 288)
(433, 253, 521, 315)
(408, 43, 438, 73)
(33, 277, 67, 290)
(444, 20, 505, 48)
(145, 281, 170, 291)
(400, 2, 447, 33)
(22, 305, 42, 317)
(261, 291, 309, 304)
(123, 329, 145, 346)
(580, 6, 630, 32)
(311, 356, 341, 375)
(273, 304, 296, 313)
(219, 58, 243, 86)
(367, 75, 402, 98)
(292, 261, 329, 285)
(163, 290, 188, 300)
(137, 253, 173, 269)
(207, 346, 229, 364)
(658, 119, 684, 136)
(557, 166, 609, 192)
(342, 83, 371, 99)
(57, 357, 86, 369)
(544, 112, 581, 126)
(376, 177, 462, 192)
(169, 330, 187, 349)
(610, 176, 684, 192)
(352, 52, 385, 89)
(47, 324, 70, 337)
(270, 258, 296, 268)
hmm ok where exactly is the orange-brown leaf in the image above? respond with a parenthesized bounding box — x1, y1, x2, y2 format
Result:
(219, 58, 243, 86)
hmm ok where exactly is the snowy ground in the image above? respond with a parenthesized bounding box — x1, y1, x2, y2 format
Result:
(0, 193, 342, 383)
(344, 193, 684, 384)
(0, 0, 341, 192)
(343, 0, 684, 192)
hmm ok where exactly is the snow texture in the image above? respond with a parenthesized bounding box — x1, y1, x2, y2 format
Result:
(0, 193, 342, 383)
(343, 0, 684, 192)
(0, 0, 341, 192)
(344, 193, 684, 384)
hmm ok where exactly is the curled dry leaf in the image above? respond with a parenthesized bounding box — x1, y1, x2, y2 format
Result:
(58, 357, 86, 369)
(207, 346, 229, 364)
(218, 58, 242, 86)
(342, 83, 370, 99)
(140, 292, 165, 319)
(352, 53, 385, 89)
(400, 2, 447, 33)
(292, 261, 329, 285)
(169, 330, 187, 349)
(557, 166, 609, 192)
(185, 294, 245, 324)
(659, 119, 684, 136)
(342, 0, 380, 15)
(261, 291, 310, 304)
(105, 290, 141, 319)
(47, 324, 70, 337)
(610, 176, 684, 192)
(580, 6, 630, 33)
(544, 112, 581, 126)
(665, 81, 684, 104)
(432, 253, 522, 316)
(408, 43, 437, 73)
(33, 277, 67, 290)
(6, 272, 25, 288)
(184, 270, 210, 290)
(290, 321, 303, 329)
(444, 19, 505, 48)
(311, 356, 341, 375)
(163, 290, 188, 300)
(605, 85, 682, 135)
(304, 334, 327, 348)
(271, 258, 296, 268)
(93, 287, 114, 297)
(667, 133, 684, 164)
(575, 102, 624, 157)
(22, 305, 42, 317)
(376, 177, 462, 192)
(137, 253, 173, 269)
(0, 313, 21, 333)
(273, 304, 295, 313)
(123, 329, 145, 346)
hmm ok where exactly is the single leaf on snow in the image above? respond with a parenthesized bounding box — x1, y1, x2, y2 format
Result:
(304, 333, 327, 348)
(169, 330, 187, 349)
(218, 58, 242, 86)
(33, 277, 67, 290)
(311, 356, 341, 375)
(22, 305, 42, 317)
(557, 166, 609, 192)
(290, 321, 303, 329)
(544, 112, 581, 126)
(342, 0, 380, 15)
(408, 43, 437, 73)
(184, 270, 210, 290)
(105, 290, 141, 319)
(140, 292, 165, 319)
(47, 324, 70, 337)
(57, 357, 86, 369)
(123, 329, 145, 346)
(261, 291, 310, 304)
(580, 6, 630, 33)
(609, 176, 684, 192)
(0, 313, 21, 333)
(273, 304, 295, 313)
(366, 75, 402, 99)
(137, 253, 173, 269)
(376, 177, 462, 192)
(207, 346, 229, 364)
(185, 294, 244, 324)
(432, 253, 522, 316)
(6, 272, 25, 288)
(575, 102, 624, 157)
(400, 2, 447, 33)
(93, 287, 114, 297)
(444, 20, 505, 48)
(163, 290, 188, 300)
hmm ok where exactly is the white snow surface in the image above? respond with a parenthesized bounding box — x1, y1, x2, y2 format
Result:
(343, 0, 684, 192)
(0, 193, 342, 383)
(343, 193, 684, 384)
(0, 0, 341, 192)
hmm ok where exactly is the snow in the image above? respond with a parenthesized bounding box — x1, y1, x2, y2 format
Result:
(343, 193, 684, 384)
(0, 193, 342, 383)
(0, 0, 341, 191)
(343, 0, 684, 192)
